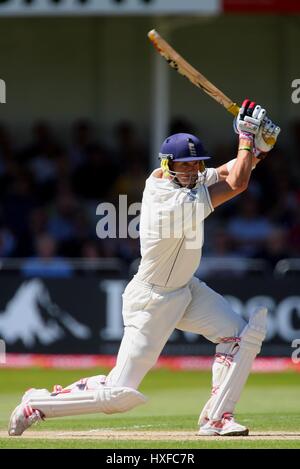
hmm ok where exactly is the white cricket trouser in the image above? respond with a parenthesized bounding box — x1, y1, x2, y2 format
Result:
(106, 276, 246, 389)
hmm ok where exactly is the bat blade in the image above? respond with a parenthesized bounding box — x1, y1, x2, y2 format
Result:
(148, 29, 276, 147)
(148, 29, 240, 117)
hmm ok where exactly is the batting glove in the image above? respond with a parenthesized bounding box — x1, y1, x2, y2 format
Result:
(254, 116, 281, 156)
(233, 99, 267, 141)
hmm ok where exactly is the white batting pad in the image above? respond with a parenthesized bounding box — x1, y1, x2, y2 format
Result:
(26, 386, 147, 418)
(207, 307, 268, 421)
(198, 353, 233, 426)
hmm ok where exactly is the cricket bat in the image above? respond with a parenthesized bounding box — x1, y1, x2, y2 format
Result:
(148, 29, 276, 146)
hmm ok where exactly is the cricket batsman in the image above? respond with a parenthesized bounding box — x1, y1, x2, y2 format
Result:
(8, 99, 280, 437)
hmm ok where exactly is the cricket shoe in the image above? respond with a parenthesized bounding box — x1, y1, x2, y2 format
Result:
(198, 413, 249, 436)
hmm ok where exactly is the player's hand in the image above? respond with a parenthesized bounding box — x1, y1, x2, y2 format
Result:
(254, 117, 281, 156)
(233, 99, 267, 141)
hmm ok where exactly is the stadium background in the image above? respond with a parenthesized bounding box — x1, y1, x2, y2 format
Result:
(0, 0, 300, 369)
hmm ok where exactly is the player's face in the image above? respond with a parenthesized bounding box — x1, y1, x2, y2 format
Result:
(171, 161, 199, 188)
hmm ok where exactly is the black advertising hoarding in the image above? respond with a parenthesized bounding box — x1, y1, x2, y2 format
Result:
(0, 275, 299, 356)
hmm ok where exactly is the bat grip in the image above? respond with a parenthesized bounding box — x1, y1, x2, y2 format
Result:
(227, 103, 240, 117)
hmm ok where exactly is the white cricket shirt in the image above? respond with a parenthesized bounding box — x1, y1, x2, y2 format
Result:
(136, 168, 217, 288)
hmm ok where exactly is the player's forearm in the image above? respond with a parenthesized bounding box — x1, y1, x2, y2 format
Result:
(225, 139, 253, 190)
(216, 154, 259, 181)
(251, 155, 262, 169)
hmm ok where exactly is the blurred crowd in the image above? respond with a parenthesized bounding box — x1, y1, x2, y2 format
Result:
(0, 118, 299, 278)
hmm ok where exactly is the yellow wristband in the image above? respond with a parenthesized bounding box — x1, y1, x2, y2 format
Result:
(238, 146, 252, 152)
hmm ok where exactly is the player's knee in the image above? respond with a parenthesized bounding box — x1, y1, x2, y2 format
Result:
(215, 315, 247, 355)
(235, 314, 247, 335)
(220, 315, 246, 341)
(100, 387, 147, 414)
(215, 337, 242, 358)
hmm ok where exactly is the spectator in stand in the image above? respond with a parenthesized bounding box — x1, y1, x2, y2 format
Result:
(28, 207, 49, 240)
(113, 121, 148, 172)
(28, 145, 62, 204)
(227, 194, 274, 257)
(19, 121, 65, 204)
(19, 121, 56, 163)
(268, 172, 298, 228)
(0, 224, 16, 257)
(81, 239, 102, 258)
(207, 228, 239, 258)
(21, 233, 73, 278)
(109, 161, 147, 205)
(79, 239, 108, 276)
(288, 204, 300, 255)
(72, 143, 116, 201)
(292, 120, 300, 172)
(54, 148, 72, 186)
(47, 188, 93, 257)
(100, 238, 120, 258)
(0, 124, 19, 203)
(117, 237, 141, 265)
(253, 227, 291, 269)
(2, 170, 37, 256)
(0, 124, 14, 176)
(196, 228, 249, 279)
(61, 209, 94, 258)
(68, 119, 94, 171)
(47, 191, 79, 244)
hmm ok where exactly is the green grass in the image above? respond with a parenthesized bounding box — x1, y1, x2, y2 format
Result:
(1, 439, 300, 449)
(0, 368, 299, 449)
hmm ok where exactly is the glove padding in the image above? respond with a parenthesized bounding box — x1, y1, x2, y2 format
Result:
(254, 117, 281, 155)
(234, 99, 281, 158)
(234, 99, 266, 137)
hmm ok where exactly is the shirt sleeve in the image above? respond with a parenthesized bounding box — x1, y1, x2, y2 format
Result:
(205, 167, 219, 187)
(202, 184, 214, 219)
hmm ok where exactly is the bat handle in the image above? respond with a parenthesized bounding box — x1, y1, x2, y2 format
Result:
(227, 103, 240, 117)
